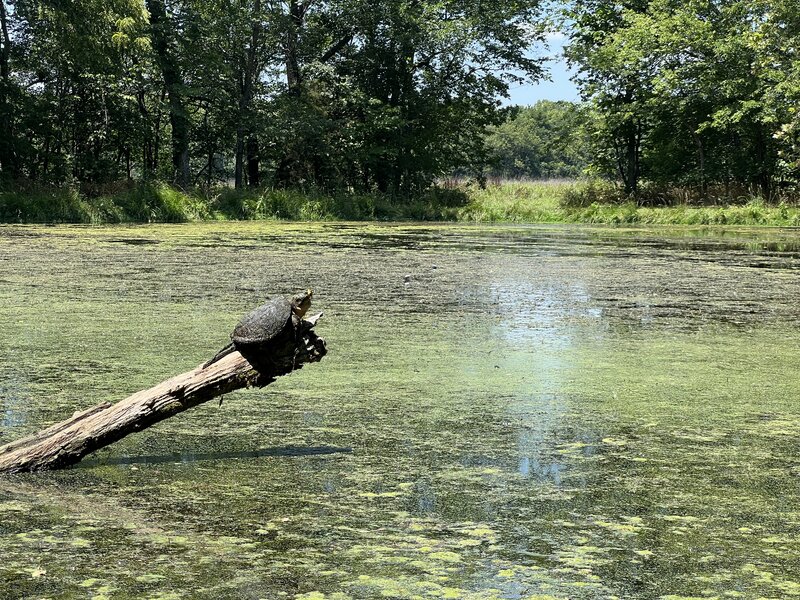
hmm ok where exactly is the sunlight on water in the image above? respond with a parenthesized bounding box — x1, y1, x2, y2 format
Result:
(0, 222, 799, 599)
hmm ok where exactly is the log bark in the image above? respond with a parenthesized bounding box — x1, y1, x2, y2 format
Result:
(0, 315, 326, 474)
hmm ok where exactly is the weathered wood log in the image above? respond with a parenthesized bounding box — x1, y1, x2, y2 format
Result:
(0, 314, 327, 474)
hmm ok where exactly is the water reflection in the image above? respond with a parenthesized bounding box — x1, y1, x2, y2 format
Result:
(0, 373, 30, 431)
(517, 456, 563, 484)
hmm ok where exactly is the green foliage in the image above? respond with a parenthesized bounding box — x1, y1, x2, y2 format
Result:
(0, 181, 212, 223)
(454, 180, 800, 226)
(2, 0, 153, 183)
(3, 180, 800, 225)
(0, 0, 545, 196)
(485, 101, 593, 179)
(0, 183, 91, 223)
(208, 185, 471, 221)
(565, 0, 800, 199)
(4, 0, 800, 207)
(456, 181, 565, 222)
(111, 183, 213, 222)
(561, 179, 622, 207)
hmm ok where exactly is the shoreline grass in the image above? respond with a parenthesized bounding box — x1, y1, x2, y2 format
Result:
(1, 180, 799, 227)
(459, 181, 800, 227)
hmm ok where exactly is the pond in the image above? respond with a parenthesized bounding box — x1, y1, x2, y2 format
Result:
(0, 222, 799, 600)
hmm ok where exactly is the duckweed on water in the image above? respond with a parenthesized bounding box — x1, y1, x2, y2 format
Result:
(0, 222, 799, 599)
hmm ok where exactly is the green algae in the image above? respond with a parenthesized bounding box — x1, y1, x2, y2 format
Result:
(0, 222, 799, 599)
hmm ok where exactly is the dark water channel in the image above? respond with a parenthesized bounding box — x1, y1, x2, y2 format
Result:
(0, 222, 799, 599)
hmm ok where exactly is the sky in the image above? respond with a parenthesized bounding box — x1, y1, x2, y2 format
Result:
(504, 34, 581, 106)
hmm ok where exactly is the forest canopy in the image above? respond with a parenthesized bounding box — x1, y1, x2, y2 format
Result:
(566, 0, 800, 199)
(0, 0, 544, 195)
(486, 101, 593, 180)
(0, 0, 799, 204)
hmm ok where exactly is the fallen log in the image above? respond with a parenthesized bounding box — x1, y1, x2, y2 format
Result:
(0, 312, 327, 474)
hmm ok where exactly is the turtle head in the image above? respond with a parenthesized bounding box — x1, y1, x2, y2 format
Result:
(291, 289, 313, 318)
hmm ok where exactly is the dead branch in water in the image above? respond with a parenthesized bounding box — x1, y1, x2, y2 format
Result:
(0, 314, 326, 474)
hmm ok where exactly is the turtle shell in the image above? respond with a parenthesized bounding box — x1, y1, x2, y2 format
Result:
(231, 297, 293, 345)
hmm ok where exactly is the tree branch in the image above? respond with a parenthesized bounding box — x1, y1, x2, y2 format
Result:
(320, 33, 353, 63)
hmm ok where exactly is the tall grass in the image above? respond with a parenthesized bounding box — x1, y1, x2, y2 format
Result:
(0, 184, 91, 223)
(455, 180, 567, 222)
(0, 181, 211, 223)
(1, 178, 799, 226)
(458, 179, 800, 226)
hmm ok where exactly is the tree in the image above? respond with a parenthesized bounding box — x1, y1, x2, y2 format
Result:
(749, 0, 800, 187)
(486, 101, 592, 179)
(236, 0, 264, 188)
(1, 0, 548, 197)
(565, 0, 800, 199)
(145, 0, 190, 187)
(565, 0, 651, 195)
(1, 0, 152, 183)
(0, 0, 16, 177)
(275, 0, 546, 193)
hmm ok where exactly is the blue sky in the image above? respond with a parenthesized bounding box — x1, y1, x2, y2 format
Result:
(504, 35, 580, 106)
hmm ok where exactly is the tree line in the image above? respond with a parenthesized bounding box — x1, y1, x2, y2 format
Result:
(486, 101, 593, 180)
(0, 0, 542, 195)
(488, 0, 800, 202)
(566, 0, 800, 200)
(1, 0, 798, 203)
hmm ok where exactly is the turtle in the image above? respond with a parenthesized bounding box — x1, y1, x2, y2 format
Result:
(204, 290, 313, 369)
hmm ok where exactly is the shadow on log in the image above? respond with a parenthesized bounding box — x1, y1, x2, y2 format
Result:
(0, 312, 327, 474)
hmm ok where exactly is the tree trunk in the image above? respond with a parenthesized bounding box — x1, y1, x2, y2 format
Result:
(247, 135, 260, 187)
(153, 87, 166, 174)
(625, 122, 640, 196)
(0, 1, 8, 92)
(612, 87, 641, 198)
(137, 89, 156, 177)
(207, 145, 214, 188)
(754, 125, 772, 199)
(275, 1, 303, 189)
(615, 119, 640, 197)
(146, 0, 190, 187)
(235, 0, 262, 189)
(234, 64, 246, 189)
(235, 130, 245, 189)
(0, 0, 16, 177)
(691, 128, 706, 199)
(285, 0, 303, 94)
(0, 314, 326, 474)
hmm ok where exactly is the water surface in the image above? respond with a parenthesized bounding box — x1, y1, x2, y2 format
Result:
(0, 222, 799, 599)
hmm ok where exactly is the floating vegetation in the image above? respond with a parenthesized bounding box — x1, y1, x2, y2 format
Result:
(0, 223, 798, 598)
